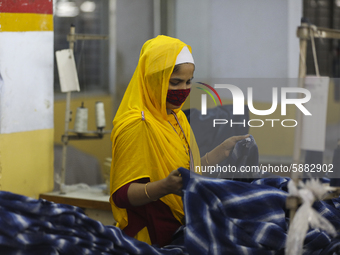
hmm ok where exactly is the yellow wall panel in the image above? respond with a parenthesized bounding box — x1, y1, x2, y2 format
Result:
(0, 13, 53, 32)
(0, 129, 54, 198)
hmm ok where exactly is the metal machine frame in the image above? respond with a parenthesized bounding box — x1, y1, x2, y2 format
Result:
(60, 25, 110, 194)
(287, 21, 340, 220)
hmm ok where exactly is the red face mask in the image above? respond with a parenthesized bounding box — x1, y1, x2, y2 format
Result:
(166, 88, 191, 106)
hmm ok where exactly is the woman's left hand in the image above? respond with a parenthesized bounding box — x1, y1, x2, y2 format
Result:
(202, 134, 250, 166)
(220, 134, 250, 158)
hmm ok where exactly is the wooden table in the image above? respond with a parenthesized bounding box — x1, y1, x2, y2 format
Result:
(40, 185, 116, 226)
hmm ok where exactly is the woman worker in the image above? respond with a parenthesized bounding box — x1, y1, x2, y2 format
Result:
(110, 35, 249, 247)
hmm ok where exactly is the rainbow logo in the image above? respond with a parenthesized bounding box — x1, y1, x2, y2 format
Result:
(196, 82, 222, 106)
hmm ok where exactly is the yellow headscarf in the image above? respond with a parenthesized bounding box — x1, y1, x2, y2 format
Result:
(110, 35, 200, 242)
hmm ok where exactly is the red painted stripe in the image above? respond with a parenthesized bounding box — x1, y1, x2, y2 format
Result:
(0, 0, 53, 14)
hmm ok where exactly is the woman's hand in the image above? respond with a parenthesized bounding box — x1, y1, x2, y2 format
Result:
(202, 134, 250, 166)
(162, 169, 183, 196)
(221, 134, 250, 157)
(127, 170, 183, 206)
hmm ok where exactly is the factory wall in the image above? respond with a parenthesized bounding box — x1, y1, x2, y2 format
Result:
(176, 0, 340, 161)
(114, 0, 154, 113)
(175, 0, 301, 160)
(0, 0, 54, 198)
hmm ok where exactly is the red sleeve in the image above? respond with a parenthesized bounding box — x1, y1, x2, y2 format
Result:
(111, 179, 148, 208)
(112, 182, 134, 208)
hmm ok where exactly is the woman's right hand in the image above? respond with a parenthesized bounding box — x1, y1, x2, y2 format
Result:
(163, 170, 183, 196)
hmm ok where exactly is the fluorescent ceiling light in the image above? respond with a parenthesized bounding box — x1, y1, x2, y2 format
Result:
(56, 0, 79, 17)
(80, 1, 96, 13)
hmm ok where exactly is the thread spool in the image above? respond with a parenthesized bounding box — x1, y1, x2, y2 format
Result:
(74, 102, 88, 133)
(95, 101, 106, 129)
